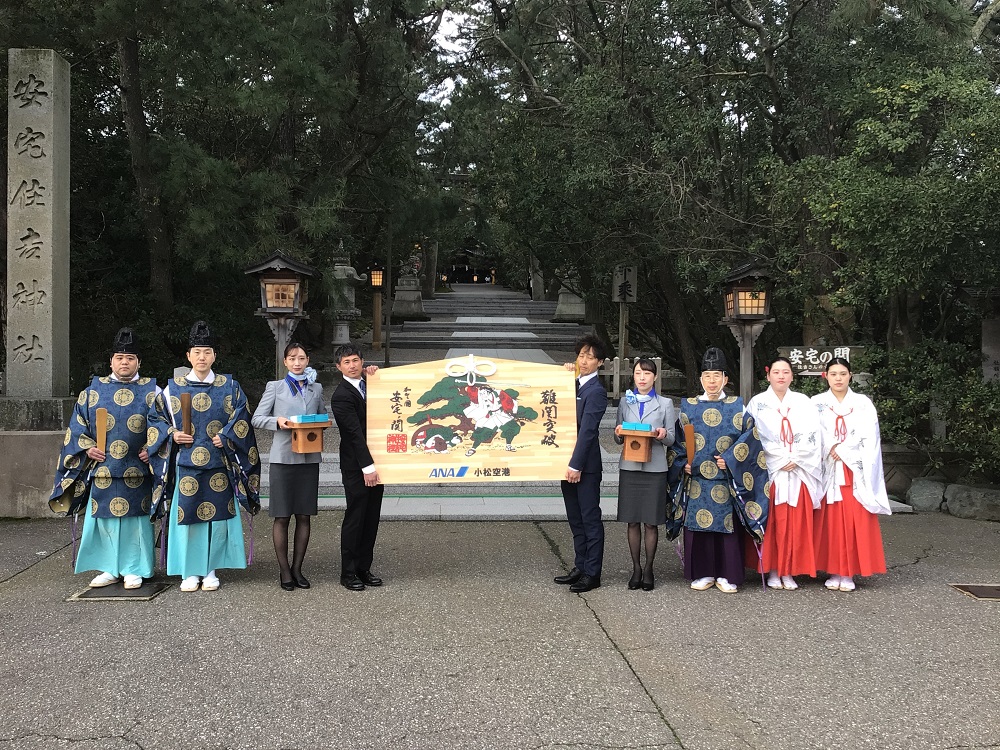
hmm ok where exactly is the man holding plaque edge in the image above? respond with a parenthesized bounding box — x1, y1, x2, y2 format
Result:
(555, 335, 609, 593)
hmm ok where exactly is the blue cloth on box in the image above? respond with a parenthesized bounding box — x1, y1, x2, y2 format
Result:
(621, 421, 652, 431)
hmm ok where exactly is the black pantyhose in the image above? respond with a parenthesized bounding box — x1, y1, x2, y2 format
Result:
(273, 515, 312, 583)
(290, 514, 310, 577)
(627, 522, 659, 584)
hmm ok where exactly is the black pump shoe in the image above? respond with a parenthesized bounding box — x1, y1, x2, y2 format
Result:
(291, 571, 311, 589)
(280, 579, 295, 591)
(627, 572, 642, 590)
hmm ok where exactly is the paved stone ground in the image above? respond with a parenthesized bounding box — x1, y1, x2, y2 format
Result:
(1, 512, 998, 749)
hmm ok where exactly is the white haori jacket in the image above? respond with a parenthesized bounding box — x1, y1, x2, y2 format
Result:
(812, 388, 892, 515)
(746, 387, 824, 509)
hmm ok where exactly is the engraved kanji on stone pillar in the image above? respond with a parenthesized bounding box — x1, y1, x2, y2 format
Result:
(6, 50, 69, 397)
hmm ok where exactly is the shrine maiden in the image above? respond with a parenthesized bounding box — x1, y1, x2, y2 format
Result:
(745, 356, 824, 590)
(812, 357, 890, 592)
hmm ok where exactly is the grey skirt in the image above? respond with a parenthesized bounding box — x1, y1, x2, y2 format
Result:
(268, 463, 319, 517)
(616, 470, 668, 525)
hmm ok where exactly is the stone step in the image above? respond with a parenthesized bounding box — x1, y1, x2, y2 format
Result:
(400, 321, 586, 332)
(384, 337, 581, 349)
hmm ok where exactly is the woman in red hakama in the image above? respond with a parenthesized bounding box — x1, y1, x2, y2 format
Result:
(745, 357, 825, 590)
(812, 358, 890, 592)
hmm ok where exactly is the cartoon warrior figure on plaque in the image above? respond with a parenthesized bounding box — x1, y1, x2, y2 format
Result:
(406, 372, 539, 456)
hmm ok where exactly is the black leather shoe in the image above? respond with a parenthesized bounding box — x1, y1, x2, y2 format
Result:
(627, 572, 642, 590)
(340, 574, 365, 591)
(280, 579, 295, 591)
(569, 574, 601, 593)
(358, 571, 382, 587)
(292, 572, 311, 589)
(554, 567, 582, 585)
(641, 574, 654, 591)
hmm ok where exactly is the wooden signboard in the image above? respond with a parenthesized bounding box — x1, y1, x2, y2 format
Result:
(367, 355, 576, 484)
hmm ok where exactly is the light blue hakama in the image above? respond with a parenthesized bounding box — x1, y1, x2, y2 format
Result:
(165, 484, 247, 578)
(74, 510, 154, 578)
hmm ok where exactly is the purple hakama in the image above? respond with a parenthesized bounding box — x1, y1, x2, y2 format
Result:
(683, 528, 746, 585)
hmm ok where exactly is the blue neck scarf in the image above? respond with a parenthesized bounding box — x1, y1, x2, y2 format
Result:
(625, 388, 656, 418)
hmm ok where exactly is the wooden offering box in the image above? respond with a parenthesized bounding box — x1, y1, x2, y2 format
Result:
(619, 429, 654, 463)
(289, 420, 332, 454)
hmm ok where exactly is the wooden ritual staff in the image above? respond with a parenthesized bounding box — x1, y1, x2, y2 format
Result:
(95, 407, 109, 454)
(684, 423, 696, 469)
(180, 393, 193, 436)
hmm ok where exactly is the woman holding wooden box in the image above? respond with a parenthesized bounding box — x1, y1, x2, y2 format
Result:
(251, 342, 325, 591)
(614, 358, 676, 591)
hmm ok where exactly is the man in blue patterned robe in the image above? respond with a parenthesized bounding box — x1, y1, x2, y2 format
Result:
(49, 328, 158, 589)
(667, 347, 768, 593)
(146, 321, 260, 592)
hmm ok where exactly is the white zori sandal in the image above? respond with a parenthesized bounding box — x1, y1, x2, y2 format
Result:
(89, 572, 119, 588)
(201, 571, 220, 591)
(179, 576, 201, 593)
(715, 578, 738, 593)
(123, 575, 143, 590)
(690, 577, 716, 591)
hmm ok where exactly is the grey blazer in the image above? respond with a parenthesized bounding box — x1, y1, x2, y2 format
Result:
(614, 394, 676, 473)
(251, 379, 327, 465)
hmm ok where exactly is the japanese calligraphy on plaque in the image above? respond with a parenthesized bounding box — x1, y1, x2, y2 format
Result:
(367, 356, 576, 484)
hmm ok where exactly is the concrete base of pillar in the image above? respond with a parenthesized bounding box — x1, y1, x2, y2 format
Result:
(0, 397, 75, 431)
(552, 287, 585, 323)
(0, 431, 64, 518)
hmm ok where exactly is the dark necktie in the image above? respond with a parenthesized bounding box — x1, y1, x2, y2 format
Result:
(575, 379, 580, 395)
(359, 379, 366, 399)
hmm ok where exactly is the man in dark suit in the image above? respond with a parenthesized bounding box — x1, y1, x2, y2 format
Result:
(331, 344, 384, 591)
(555, 334, 609, 593)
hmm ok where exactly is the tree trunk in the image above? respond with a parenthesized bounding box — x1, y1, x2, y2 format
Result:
(117, 35, 173, 317)
(657, 263, 699, 392)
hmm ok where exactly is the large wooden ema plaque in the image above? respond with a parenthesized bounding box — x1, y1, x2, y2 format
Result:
(367, 355, 576, 484)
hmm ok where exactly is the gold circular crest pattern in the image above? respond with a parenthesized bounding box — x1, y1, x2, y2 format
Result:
(63, 428, 72, 446)
(104, 414, 117, 432)
(108, 440, 129, 460)
(679, 413, 690, 426)
(213, 375, 227, 387)
(60, 477, 73, 490)
(88, 390, 100, 407)
(686, 397, 699, 405)
(123, 466, 146, 489)
(764, 480, 773, 498)
(702, 408, 722, 427)
(179, 476, 199, 497)
(237, 481, 247, 496)
(138, 377, 151, 386)
(127, 414, 145, 434)
(209, 472, 229, 492)
(91, 499, 98, 515)
(152, 485, 163, 503)
(141, 496, 151, 514)
(157, 443, 170, 458)
(170, 396, 181, 415)
(688, 481, 702, 499)
(206, 420, 224, 439)
(228, 498, 236, 515)
(173, 376, 186, 387)
(753, 426, 760, 440)
(248, 474, 260, 492)
(700, 460, 719, 479)
(716, 435, 733, 453)
(233, 420, 250, 439)
(757, 452, 768, 470)
(145, 391, 157, 407)
(192, 392, 212, 412)
(695, 509, 714, 528)
(673, 502, 684, 520)
(694, 433, 706, 452)
(63, 454, 81, 469)
(248, 447, 259, 465)
(725, 396, 739, 404)
(743, 472, 754, 491)
(147, 426, 160, 446)
(77, 391, 88, 406)
(109, 497, 130, 517)
(667, 449, 677, 465)
(733, 412, 744, 430)
(191, 447, 212, 467)
(711, 484, 730, 504)
(196, 502, 217, 521)
(76, 413, 87, 427)
(73, 480, 87, 498)
(177, 506, 185, 523)
(94, 466, 112, 489)
(78, 434, 96, 450)
(732, 443, 750, 462)
(223, 395, 234, 416)
(746, 501, 763, 520)
(113, 388, 135, 407)
(724, 512, 734, 532)
(99, 377, 111, 385)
